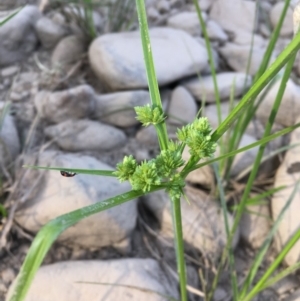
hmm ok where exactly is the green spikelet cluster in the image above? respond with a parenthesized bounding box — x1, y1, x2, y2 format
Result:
(177, 117, 216, 158)
(114, 113, 216, 197)
(135, 104, 166, 126)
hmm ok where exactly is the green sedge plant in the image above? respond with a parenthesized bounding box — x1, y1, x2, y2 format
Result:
(194, 0, 300, 300)
(8, 0, 300, 301)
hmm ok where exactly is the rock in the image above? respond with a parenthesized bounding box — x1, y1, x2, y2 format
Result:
(283, 288, 300, 301)
(206, 19, 228, 42)
(156, 0, 170, 13)
(45, 119, 126, 152)
(167, 86, 197, 126)
(51, 35, 85, 69)
(0, 102, 20, 173)
(89, 27, 209, 90)
(181, 147, 214, 188)
(198, 0, 213, 11)
(0, 65, 19, 78)
(9, 72, 38, 102)
(136, 126, 158, 147)
(34, 85, 96, 123)
(143, 186, 239, 260)
(183, 72, 252, 103)
(209, 0, 256, 44)
(256, 79, 300, 127)
(35, 16, 69, 49)
(16, 151, 136, 249)
(167, 12, 207, 36)
(270, 2, 293, 37)
(272, 118, 300, 266)
(229, 133, 259, 178)
(0, 6, 41, 66)
(7, 259, 178, 301)
(94, 90, 150, 127)
(219, 43, 267, 76)
(240, 201, 270, 249)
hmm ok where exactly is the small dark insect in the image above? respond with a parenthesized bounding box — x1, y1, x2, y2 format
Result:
(287, 162, 300, 174)
(60, 171, 77, 177)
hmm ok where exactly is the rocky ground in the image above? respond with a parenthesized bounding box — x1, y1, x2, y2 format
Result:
(1, 0, 300, 300)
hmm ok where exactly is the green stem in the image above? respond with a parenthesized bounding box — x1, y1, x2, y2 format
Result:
(135, 0, 169, 150)
(170, 196, 188, 301)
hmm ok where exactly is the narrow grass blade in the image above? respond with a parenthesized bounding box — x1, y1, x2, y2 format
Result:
(189, 122, 300, 172)
(192, 0, 221, 125)
(242, 181, 300, 301)
(213, 163, 238, 300)
(23, 165, 117, 177)
(8, 188, 164, 301)
(0, 7, 22, 26)
(170, 197, 188, 301)
(237, 53, 297, 297)
(135, 0, 168, 151)
(211, 30, 300, 142)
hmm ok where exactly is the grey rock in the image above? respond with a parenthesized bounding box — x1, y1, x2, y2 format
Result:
(167, 86, 197, 125)
(51, 35, 85, 68)
(219, 43, 267, 76)
(7, 259, 178, 301)
(183, 72, 252, 103)
(210, 0, 256, 44)
(206, 19, 228, 42)
(240, 202, 270, 249)
(0, 6, 41, 66)
(272, 118, 300, 266)
(35, 16, 69, 49)
(94, 90, 150, 127)
(45, 119, 126, 151)
(0, 65, 19, 77)
(143, 186, 239, 260)
(89, 27, 209, 90)
(136, 126, 158, 147)
(257, 79, 300, 127)
(167, 11, 207, 36)
(34, 85, 96, 123)
(270, 2, 293, 37)
(0, 103, 20, 175)
(16, 151, 136, 249)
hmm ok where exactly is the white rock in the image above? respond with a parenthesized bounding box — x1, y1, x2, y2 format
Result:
(257, 79, 300, 127)
(35, 16, 69, 49)
(206, 19, 228, 42)
(7, 259, 178, 301)
(272, 119, 300, 266)
(143, 186, 239, 260)
(210, 0, 256, 44)
(89, 27, 209, 90)
(16, 151, 136, 249)
(167, 11, 206, 36)
(183, 72, 252, 103)
(240, 202, 270, 249)
(94, 90, 151, 127)
(270, 2, 293, 37)
(45, 119, 126, 152)
(34, 85, 96, 123)
(51, 35, 85, 68)
(167, 86, 197, 125)
(219, 43, 267, 76)
(0, 6, 41, 66)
